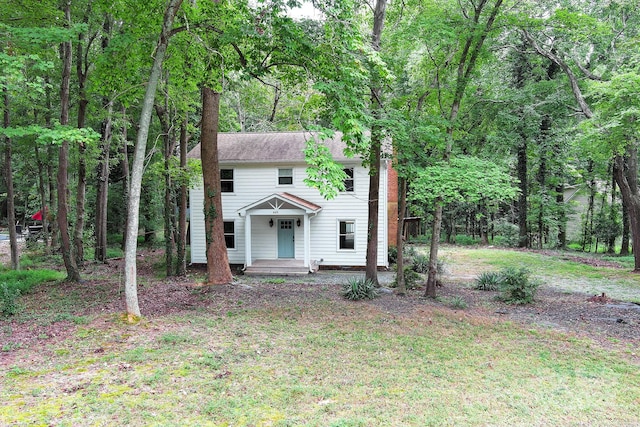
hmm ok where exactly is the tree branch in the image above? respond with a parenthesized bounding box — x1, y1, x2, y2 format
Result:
(523, 29, 593, 119)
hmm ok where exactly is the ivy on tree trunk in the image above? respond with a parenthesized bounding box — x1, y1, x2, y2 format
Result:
(201, 86, 233, 285)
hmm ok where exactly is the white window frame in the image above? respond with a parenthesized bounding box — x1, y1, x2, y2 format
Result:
(338, 219, 356, 251)
(277, 167, 294, 186)
(342, 167, 355, 192)
(220, 168, 235, 193)
(223, 220, 236, 250)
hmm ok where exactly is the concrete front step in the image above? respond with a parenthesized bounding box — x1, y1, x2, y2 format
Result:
(243, 266, 309, 276)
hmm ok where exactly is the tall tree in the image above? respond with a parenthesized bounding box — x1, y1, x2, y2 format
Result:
(201, 86, 232, 284)
(123, 0, 183, 318)
(57, 0, 81, 282)
(424, 0, 505, 297)
(3, 89, 19, 270)
(364, 0, 388, 286)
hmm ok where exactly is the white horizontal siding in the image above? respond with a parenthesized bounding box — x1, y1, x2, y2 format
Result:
(190, 160, 389, 267)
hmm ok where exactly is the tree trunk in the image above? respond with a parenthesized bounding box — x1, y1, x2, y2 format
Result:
(44, 76, 55, 249)
(556, 183, 567, 249)
(155, 100, 177, 277)
(425, 0, 504, 298)
(425, 202, 443, 298)
(123, 0, 183, 318)
(95, 16, 113, 262)
(395, 176, 407, 295)
(34, 142, 49, 248)
(58, 1, 80, 282)
(176, 115, 188, 276)
(364, 0, 387, 287)
(120, 107, 130, 250)
(613, 150, 640, 271)
(516, 138, 528, 247)
(365, 127, 381, 286)
(3, 89, 19, 270)
(620, 196, 630, 256)
(201, 86, 233, 285)
(74, 109, 88, 266)
(95, 100, 113, 262)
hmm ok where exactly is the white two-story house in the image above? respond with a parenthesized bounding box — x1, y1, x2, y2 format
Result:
(188, 131, 394, 273)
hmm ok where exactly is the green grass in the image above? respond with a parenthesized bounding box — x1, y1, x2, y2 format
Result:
(442, 247, 640, 301)
(2, 246, 639, 425)
(1, 306, 638, 426)
(0, 269, 64, 294)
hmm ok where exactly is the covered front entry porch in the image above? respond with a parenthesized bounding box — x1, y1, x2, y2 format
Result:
(238, 193, 322, 274)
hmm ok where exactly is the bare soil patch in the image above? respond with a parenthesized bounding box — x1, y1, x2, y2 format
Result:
(1, 244, 638, 366)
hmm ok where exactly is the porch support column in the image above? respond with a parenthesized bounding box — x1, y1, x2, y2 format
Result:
(244, 214, 252, 267)
(304, 214, 311, 271)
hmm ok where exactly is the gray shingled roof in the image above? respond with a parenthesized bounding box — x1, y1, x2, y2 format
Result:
(186, 131, 358, 163)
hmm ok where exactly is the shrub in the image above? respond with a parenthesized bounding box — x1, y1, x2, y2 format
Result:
(411, 254, 430, 274)
(341, 277, 378, 300)
(392, 266, 422, 290)
(437, 296, 468, 309)
(403, 245, 417, 258)
(455, 235, 480, 246)
(0, 283, 21, 317)
(498, 267, 541, 305)
(474, 271, 502, 291)
(492, 221, 520, 247)
(388, 245, 398, 265)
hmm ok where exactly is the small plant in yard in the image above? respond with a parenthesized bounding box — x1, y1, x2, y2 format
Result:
(0, 283, 21, 316)
(388, 245, 398, 265)
(498, 267, 541, 305)
(474, 271, 502, 291)
(437, 296, 468, 309)
(264, 278, 286, 284)
(341, 277, 378, 300)
(392, 266, 422, 290)
(411, 254, 430, 274)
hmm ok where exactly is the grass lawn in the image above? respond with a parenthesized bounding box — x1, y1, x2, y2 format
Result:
(1, 246, 639, 426)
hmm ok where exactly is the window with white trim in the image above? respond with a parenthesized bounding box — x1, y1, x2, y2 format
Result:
(220, 169, 234, 193)
(278, 168, 293, 185)
(223, 221, 235, 249)
(338, 220, 355, 250)
(343, 167, 354, 192)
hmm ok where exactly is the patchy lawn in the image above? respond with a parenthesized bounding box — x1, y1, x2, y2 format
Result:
(1, 245, 639, 426)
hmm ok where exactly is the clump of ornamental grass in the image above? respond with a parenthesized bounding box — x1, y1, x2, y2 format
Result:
(341, 277, 378, 300)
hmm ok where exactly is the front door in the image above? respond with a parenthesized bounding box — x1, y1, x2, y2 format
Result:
(277, 219, 295, 258)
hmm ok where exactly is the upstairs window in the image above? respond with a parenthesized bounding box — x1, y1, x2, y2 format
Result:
(278, 168, 293, 185)
(343, 168, 354, 192)
(224, 221, 235, 249)
(339, 220, 355, 250)
(221, 169, 234, 193)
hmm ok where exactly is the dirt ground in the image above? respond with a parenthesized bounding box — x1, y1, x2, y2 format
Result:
(1, 240, 638, 365)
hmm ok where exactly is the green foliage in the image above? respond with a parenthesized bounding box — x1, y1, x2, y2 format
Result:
(0, 269, 63, 294)
(303, 131, 348, 199)
(411, 156, 518, 206)
(497, 267, 541, 305)
(0, 124, 100, 146)
(392, 266, 422, 290)
(474, 271, 502, 291)
(475, 267, 541, 304)
(411, 254, 430, 274)
(454, 235, 481, 246)
(0, 283, 21, 316)
(341, 277, 378, 301)
(437, 295, 468, 310)
(388, 245, 398, 265)
(492, 221, 520, 248)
